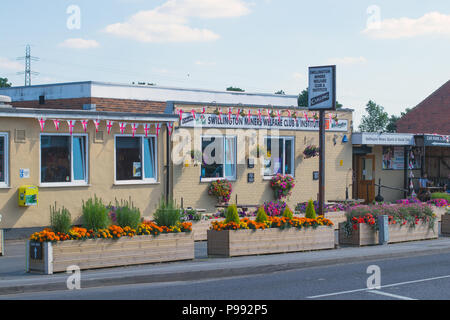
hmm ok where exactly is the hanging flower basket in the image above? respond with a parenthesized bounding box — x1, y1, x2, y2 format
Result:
(208, 179, 232, 204)
(303, 145, 319, 159)
(270, 174, 295, 200)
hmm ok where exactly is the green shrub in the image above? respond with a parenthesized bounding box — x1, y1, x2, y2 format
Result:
(431, 193, 450, 201)
(115, 198, 141, 230)
(305, 199, 317, 219)
(255, 206, 268, 223)
(225, 204, 240, 224)
(153, 198, 181, 227)
(82, 195, 111, 231)
(50, 202, 72, 234)
(282, 206, 294, 219)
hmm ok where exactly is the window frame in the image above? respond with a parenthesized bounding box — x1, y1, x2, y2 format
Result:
(114, 134, 158, 185)
(263, 136, 295, 178)
(200, 135, 237, 182)
(39, 133, 89, 187)
(0, 132, 9, 188)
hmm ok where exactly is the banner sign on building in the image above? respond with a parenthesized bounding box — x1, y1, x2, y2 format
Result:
(180, 113, 348, 132)
(308, 65, 336, 110)
(357, 133, 415, 146)
(424, 135, 450, 147)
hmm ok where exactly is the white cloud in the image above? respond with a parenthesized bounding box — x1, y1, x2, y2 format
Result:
(157, 0, 251, 19)
(362, 11, 450, 39)
(104, 0, 251, 43)
(327, 56, 367, 65)
(0, 57, 23, 71)
(59, 38, 100, 49)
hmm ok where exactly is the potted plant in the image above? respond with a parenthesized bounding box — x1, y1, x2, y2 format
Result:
(339, 203, 438, 246)
(303, 145, 319, 159)
(208, 179, 232, 205)
(207, 206, 335, 257)
(270, 174, 295, 200)
(26, 197, 194, 274)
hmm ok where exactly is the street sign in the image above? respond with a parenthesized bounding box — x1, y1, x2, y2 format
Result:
(308, 65, 336, 110)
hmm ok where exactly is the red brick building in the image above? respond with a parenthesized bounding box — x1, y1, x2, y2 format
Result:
(396, 80, 450, 135)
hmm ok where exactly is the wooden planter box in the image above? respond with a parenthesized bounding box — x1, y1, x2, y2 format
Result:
(339, 220, 438, 246)
(26, 232, 194, 274)
(0, 229, 4, 256)
(441, 214, 450, 236)
(207, 226, 335, 257)
(432, 207, 448, 222)
(192, 219, 225, 241)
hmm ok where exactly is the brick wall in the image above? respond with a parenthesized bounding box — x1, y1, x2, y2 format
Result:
(11, 97, 167, 114)
(396, 80, 450, 135)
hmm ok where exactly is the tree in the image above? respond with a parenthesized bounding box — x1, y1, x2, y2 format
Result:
(297, 87, 342, 108)
(358, 100, 389, 132)
(386, 107, 412, 133)
(0, 77, 12, 88)
(226, 86, 245, 92)
(275, 90, 285, 95)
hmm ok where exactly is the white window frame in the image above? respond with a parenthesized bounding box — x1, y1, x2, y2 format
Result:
(114, 134, 158, 185)
(0, 132, 9, 188)
(200, 135, 237, 182)
(263, 136, 295, 178)
(39, 133, 89, 187)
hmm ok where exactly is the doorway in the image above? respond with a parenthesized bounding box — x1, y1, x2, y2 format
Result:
(356, 155, 375, 204)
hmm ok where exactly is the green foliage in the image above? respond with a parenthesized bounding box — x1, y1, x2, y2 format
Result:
(275, 90, 285, 95)
(0, 77, 11, 88)
(225, 204, 240, 224)
(305, 199, 317, 219)
(358, 100, 389, 132)
(255, 206, 268, 223)
(82, 195, 111, 231)
(153, 198, 181, 227)
(50, 202, 72, 234)
(115, 198, 141, 229)
(431, 193, 450, 201)
(282, 206, 294, 219)
(226, 86, 245, 92)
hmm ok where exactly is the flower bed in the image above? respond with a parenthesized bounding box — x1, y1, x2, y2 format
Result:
(207, 216, 334, 257)
(339, 203, 438, 246)
(27, 222, 194, 274)
(27, 196, 195, 274)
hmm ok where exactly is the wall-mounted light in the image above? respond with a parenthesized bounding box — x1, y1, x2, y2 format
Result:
(342, 135, 348, 143)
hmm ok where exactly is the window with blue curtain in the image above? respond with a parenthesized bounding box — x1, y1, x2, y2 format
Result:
(144, 137, 156, 179)
(73, 136, 86, 181)
(40, 135, 87, 184)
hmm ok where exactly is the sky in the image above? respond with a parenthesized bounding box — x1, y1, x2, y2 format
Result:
(1, 0, 450, 127)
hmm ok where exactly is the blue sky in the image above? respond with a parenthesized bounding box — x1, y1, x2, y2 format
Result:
(1, 0, 450, 126)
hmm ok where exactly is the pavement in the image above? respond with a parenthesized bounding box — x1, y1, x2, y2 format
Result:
(2, 232, 450, 297)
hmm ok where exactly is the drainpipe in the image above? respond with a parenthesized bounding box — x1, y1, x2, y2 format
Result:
(165, 124, 171, 203)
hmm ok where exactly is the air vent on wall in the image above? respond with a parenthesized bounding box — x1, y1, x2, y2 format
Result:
(14, 129, 26, 143)
(94, 130, 104, 143)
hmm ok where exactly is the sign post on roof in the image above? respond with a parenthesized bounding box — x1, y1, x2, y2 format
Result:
(308, 65, 336, 216)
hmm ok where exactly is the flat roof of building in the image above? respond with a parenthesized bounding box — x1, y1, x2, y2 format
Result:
(0, 81, 299, 107)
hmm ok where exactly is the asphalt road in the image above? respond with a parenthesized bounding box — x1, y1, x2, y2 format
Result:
(2, 251, 450, 300)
